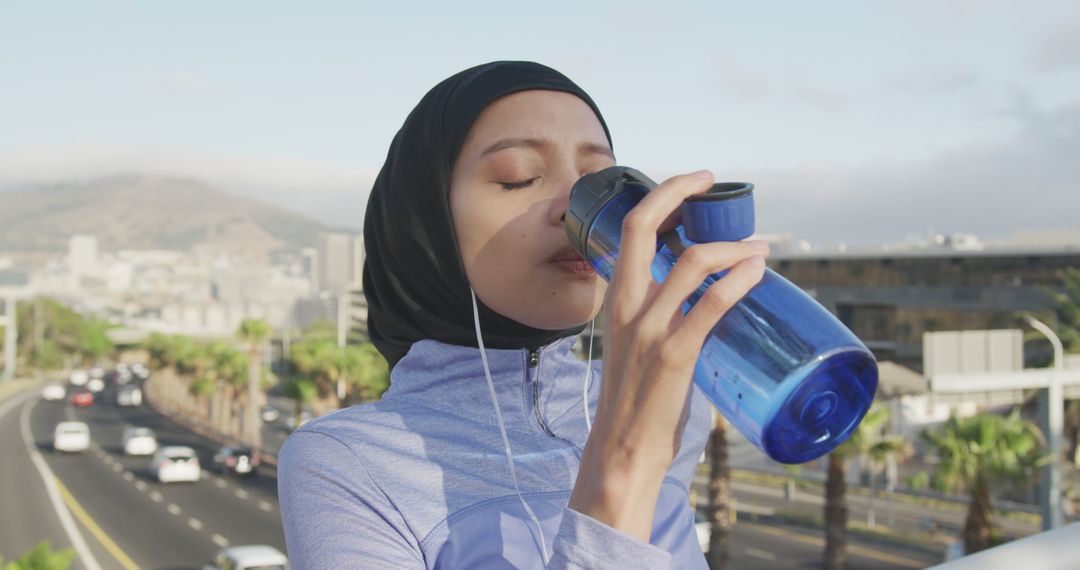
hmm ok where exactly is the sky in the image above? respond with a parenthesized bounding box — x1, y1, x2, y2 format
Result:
(1, 1, 1078, 247)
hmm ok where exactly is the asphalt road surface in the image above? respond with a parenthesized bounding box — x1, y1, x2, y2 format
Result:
(1, 381, 284, 570)
(2, 380, 945, 569)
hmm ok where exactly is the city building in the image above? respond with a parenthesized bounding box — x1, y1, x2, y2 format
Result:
(772, 241, 1080, 371)
(317, 232, 354, 293)
(67, 234, 100, 290)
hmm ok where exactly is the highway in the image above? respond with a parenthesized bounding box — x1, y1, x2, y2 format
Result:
(1, 379, 945, 569)
(1, 381, 284, 569)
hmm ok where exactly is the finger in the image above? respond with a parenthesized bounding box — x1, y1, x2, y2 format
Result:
(670, 255, 766, 347)
(648, 240, 770, 322)
(613, 170, 715, 315)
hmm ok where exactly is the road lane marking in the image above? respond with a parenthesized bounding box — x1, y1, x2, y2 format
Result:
(55, 477, 140, 570)
(745, 547, 777, 561)
(122, 471, 134, 482)
(150, 491, 163, 502)
(17, 395, 104, 570)
(212, 534, 230, 547)
(258, 500, 273, 512)
(112, 463, 123, 473)
(744, 522, 926, 568)
(0, 388, 34, 419)
(167, 503, 181, 516)
(235, 488, 249, 499)
(215, 479, 227, 489)
(134, 480, 147, 491)
(188, 518, 203, 531)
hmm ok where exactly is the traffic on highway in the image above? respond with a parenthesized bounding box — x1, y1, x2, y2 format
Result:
(1, 367, 289, 570)
(0, 364, 950, 569)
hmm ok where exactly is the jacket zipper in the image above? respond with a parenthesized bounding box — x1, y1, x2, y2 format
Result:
(529, 349, 560, 439)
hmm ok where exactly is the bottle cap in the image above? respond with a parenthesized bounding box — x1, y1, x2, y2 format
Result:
(681, 183, 755, 242)
(566, 166, 657, 256)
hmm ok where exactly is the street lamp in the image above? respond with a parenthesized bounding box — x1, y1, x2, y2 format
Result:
(0, 292, 16, 382)
(1024, 315, 1065, 371)
(1022, 314, 1065, 530)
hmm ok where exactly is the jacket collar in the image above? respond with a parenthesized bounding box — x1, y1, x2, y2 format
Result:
(384, 336, 594, 433)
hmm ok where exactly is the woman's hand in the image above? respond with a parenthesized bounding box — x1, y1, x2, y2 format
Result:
(568, 169, 769, 540)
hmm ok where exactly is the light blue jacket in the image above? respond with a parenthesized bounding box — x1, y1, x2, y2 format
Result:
(278, 336, 712, 569)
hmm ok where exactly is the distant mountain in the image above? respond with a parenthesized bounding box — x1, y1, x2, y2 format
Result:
(0, 175, 329, 256)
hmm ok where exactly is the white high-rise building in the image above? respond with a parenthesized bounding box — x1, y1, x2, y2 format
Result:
(352, 234, 365, 290)
(68, 234, 99, 289)
(318, 232, 354, 293)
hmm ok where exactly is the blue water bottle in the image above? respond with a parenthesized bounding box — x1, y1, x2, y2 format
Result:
(565, 167, 878, 463)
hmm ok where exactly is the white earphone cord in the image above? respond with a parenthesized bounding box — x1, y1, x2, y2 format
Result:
(470, 289, 551, 565)
(582, 318, 595, 434)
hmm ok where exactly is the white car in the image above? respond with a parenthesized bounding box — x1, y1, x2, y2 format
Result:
(89, 367, 104, 379)
(69, 369, 88, 386)
(122, 426, 158, 456)
(287, 411, 313, 431)
(53, 422, 90, 453)
(117, 385, 142, 407)
(694, 511, 710, 552)
(150, 446, 201, 483)
(202, 545, 289, 570)
(41, 383, 67, 401)
(86, 378, 105, 393)
(261, 405, 280, 423)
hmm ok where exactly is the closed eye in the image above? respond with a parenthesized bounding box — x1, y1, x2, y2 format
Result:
(499, 177, 539, 191)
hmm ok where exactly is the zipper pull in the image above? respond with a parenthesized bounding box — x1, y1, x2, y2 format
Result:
(528, 350, 539, 368)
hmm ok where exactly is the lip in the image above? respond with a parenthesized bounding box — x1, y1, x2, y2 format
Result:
(547, 245, 595, 277)
(547, 245, 586, 263)
(551, 259, 595, 277)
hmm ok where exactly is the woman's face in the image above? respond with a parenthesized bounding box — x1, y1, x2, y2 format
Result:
(450, 90, 615, 330)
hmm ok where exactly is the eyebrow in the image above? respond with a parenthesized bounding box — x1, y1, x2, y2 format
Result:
(479, 137, 615, 160)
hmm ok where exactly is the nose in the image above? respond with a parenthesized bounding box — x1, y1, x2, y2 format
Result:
(551, 183, 573, 226)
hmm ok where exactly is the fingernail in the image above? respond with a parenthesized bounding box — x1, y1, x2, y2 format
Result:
(749, 240, 769, 252)
(693, 169, 712, 179)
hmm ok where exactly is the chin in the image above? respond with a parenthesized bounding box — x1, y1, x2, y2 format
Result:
(521, 295, 603, 331)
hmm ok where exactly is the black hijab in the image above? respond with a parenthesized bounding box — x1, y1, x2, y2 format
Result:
(362, 61, 613, 369)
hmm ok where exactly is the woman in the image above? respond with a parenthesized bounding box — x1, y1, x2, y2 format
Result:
(278, 61, 768, 569)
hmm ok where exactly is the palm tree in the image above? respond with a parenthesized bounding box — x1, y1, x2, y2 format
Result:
(706, 411, 731, 570)
(823, 404, 908, 570)
(282, 376, 317, 428)
(170, 335, 200, 415)
(922, 409, 1049, 555)
(1067, 399, 1080, 465)
(1045, 267, 1080, 351)
(236, 319, 272, 448)
(144, 332, 174, 403)
(204, 340, 247, 436)
(353, 342, 390, 404)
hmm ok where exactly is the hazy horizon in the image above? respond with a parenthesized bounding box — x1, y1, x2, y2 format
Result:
(2, 1, 1077, 247)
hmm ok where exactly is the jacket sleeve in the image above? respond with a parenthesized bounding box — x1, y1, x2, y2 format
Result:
(279, 430, 673, 569)
(279, 387, 712, 569)
(278, 430, 426, 569)
(549, 507, 673, 569)
(549, 385, 713, 569)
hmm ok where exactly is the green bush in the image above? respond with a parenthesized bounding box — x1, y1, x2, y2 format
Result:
(1, 540, 76, 570)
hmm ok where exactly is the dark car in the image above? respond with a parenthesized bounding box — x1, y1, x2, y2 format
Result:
(212, 446, 260, 477)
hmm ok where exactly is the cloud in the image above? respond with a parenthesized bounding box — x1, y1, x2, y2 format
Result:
(710, 60, 850, 112)
(1032, 23, 1080, 71)
(888, 66, 983, 94)
(0, 143, 377, 230)
(745, 98, 1080, 246)
(153, 70, 211, 94)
